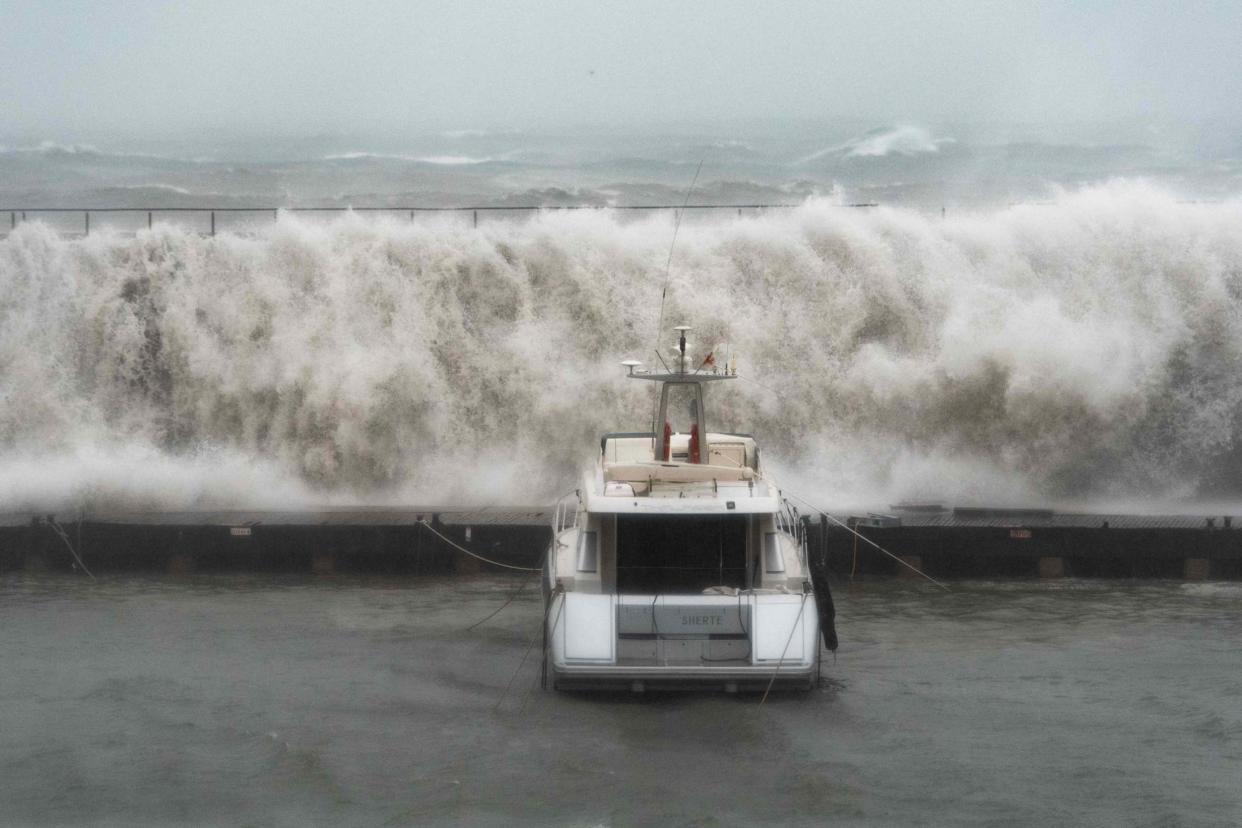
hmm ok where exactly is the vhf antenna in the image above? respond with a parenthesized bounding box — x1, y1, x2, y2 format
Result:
(652, 158, 704, 370)
(648, 159, 704, 436)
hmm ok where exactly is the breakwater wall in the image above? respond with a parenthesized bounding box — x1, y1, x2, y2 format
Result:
(0, 509, 549, 576)
(2, 505, 1240, 580)
(811, 507, 1242, 581)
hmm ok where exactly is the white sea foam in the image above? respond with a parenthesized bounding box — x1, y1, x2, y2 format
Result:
(118, 183, 192, 195)
(3, 183, 1242, 511)
(4, 140, 104, 155)
(415, 155, 494, 165)
(322, 152, 495, 165)
(846, 125, 952, 157)
(1180, 583, 1242, 597)
(799, 125, 954, 163)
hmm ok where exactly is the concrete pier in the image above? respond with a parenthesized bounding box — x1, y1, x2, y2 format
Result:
(0, 505, 1239, 579)
(167, 552, 195, 576)
(1184, 558, 1211, 580)
(896, 555, 923, 579)
(1038, 557, 1066, 579)
(823, 506, 1242, 580)
(0, 508, 550, 576)
(310, 550, 336, 575)
(453, 551, 482, 575)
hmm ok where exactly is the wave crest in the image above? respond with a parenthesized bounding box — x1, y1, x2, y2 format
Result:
(2, 184, 1242, 510)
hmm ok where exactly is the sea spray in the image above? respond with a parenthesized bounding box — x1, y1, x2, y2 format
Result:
(3, 182, 1242, 511)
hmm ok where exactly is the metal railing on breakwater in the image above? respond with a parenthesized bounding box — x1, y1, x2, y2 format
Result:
(1, 202, 879, 237)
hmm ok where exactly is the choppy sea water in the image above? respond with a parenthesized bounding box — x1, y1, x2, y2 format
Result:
(4, 122, 1241, 212)
(2, 573, 1239, 826)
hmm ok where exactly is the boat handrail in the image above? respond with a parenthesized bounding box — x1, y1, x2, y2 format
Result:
(776, 496, 808, 567)
(553, 490, 581, 535)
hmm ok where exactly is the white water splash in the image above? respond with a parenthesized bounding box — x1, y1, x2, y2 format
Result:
(3, 182, 1242, 511)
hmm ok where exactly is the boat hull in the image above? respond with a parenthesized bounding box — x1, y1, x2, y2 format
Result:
(545, 590, 820, 692)
(548, 663, 816, 692)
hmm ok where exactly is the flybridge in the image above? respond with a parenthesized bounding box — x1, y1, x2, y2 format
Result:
(591, 324, 770, 511)
(622, 325, 738, 465)
(588, 325, 765, 508)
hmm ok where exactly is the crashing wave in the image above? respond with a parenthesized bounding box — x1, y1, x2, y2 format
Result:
(2, 182, 1242, 511)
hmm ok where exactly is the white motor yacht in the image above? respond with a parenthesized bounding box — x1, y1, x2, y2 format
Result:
(543, 326, 829, 692)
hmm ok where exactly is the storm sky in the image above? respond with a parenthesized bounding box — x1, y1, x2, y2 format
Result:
(2, 0, 1240, 137)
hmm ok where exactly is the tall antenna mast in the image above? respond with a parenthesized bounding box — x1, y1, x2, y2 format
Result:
(652, 158, 704, 367)
(647, 159, 704, 434)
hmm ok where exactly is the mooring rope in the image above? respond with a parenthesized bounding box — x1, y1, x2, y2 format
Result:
(416, 519, 542, 573)
(48, 519, 95, 580)
(464, 572, 535, 632)
(496, 584, 563, 711)
(850, 528, 860, 581)
(738, 368, 949, 590)
(779, 488, 950, 591)
(759, 591, 809, 706)
(519, 592, 563, 712)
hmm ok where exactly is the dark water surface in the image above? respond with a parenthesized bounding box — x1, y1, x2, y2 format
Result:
(2, 574, 1240, 827)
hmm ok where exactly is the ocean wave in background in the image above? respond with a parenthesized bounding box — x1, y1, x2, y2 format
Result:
(2, 140, 107, 156)
(3, 182, 1242, 511)
(322, 152, 500, 165)
(798, 125, 954, 163)
(7, 122, 1239, 211)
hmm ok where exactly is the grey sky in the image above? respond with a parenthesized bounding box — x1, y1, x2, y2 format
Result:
(2, 0, 1240, 137)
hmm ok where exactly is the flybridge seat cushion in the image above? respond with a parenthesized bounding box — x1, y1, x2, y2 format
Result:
(708, 442, 747, 469)
(602, 433, 758, 469)
(604, 461, 754, 483)
(604, 436, 658, 464)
